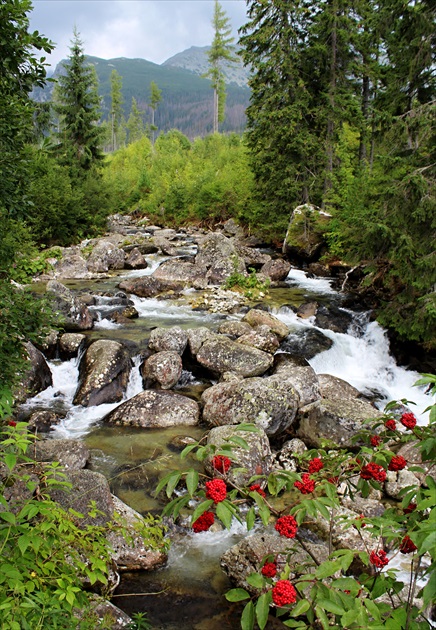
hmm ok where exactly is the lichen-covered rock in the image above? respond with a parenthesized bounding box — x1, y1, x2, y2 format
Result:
(50, 252, 90, 279)
(242, 308, 289, 340)
(202, 375, 299, 437)
(107, 496, 168, 571)
(32, 438, 89, 470)
(218, 320, 253, 338)
(125, 247, 148, 270)
(86, 240, 126, 273)
(236, 325, 280, 354)
(14, 342, 53, 403)
(272, 353, 321, 407)
(280, 328, 333, 359)
(385, 469, 419, 500)
(318, 374, 363, 401)
(148, 326, 188, 355)
(235, 244, 271, 268)
(152, 258, 202, 285)
(195, 232, 245, 284)
(27, 410, 61, 433)
(73, 340, 131, 407)
(274, 438, 308, 472)
(46, 280, 94, 331)
(282, 204, 330, 261)
(102, 390, 200, 427)
(186, 327, 216, 356)
(58, 332, 86, 360)
(260, 258, 291, 282)
(142, 351, 182, 389)
(118, 275, 183, 297)
(205, 425, 273, 487)
(196, 335, 274, 378)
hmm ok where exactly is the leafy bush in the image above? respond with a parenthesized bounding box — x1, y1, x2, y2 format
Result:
(223, 267, 270, 300)
(158, 377, 436, 629)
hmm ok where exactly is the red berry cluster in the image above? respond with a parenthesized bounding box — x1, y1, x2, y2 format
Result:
(360, 462, 387, 483)
(212, 455, 231, 473)
(261, 562, 277, 578)
(308, 457, 324, 474)
(385, 419, 397, 431)
(271, 580, 297, 606)
(192, 511, 215, 533)
(399, 535, 417, 554)
(388, 455, 407, 471)
(400, 412, 417, 429)
(275, 515, 298, 539)
(294, 473, 315, 494)
(205, 479, 227, 503)
(249, 484, 266, 498)
(369, 550, 389, 568)
(370, 435, 381, 447)
(404, 502, 417, 514)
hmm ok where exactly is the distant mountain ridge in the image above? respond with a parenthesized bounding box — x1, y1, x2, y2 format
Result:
(32, 47, 250, 138)
(162, 45, 250, 88)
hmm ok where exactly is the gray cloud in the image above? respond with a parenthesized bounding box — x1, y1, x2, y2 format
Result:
(30, 0, 248, 67)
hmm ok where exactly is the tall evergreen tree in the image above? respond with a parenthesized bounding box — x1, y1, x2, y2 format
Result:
(55, 29, 104, 172)
(110, 69, 124, 152)
(127, 97, 144, 144)
(205, 1, 237, 133)
(148, 80, 162, 144)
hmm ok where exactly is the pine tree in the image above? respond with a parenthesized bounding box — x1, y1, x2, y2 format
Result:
(110, 69, 124, 152)
(205, 1, 237, 133)
(127, 97, 144, 144)
(148, 80, 162, 144)
(54, 29, 104, 172)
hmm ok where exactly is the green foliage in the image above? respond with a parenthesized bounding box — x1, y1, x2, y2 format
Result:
(223, 266, 270, 300)
(158, 380, 436, 629)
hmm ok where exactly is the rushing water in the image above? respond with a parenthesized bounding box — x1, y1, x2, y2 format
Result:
(21, 259, 434, 627)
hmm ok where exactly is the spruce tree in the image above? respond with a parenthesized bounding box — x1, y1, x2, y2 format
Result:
(127, 97, 144, 144)
(205, 1, 237, 133)
(55, 29, 104, 172)
(110, 69, 124, 152)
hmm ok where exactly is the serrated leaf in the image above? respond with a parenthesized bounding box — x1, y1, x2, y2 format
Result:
(191, 499, 214, 524)
(241, 601, 255, 630)
(216, 501, 233, 529)
(246, 506, 256, 530)
(256, 592, 271, 630)
(166, 471, 182, 498)
(186, 469, 198, 497)
(290, 599, 310, 617)
(247, 572, 264, 589)
(317, 598, 345, 615)
(225, 588, 250, 602)
(228, 436, 250, 450)
(315, 560, 342, 579)
(4, 453, 16, 471)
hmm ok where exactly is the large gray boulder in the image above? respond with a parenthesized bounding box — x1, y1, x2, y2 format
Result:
(32, 438, 89, 470)
(205, 424, 273, 487)
(46, 280, 93, 331)
(272, 354, 321, 407)
(73, 340, 131, 407)
(195, 232, 245, 284)
(236, 325, 280, 354)
(242, 309, 289, 340)
(202, 375, 300, 437)
(118, 275, 183, 297)
(260, 258, 291, 282)
(102, 390, 200, 427)
(124, 247, 148, 270)
(15, 341, 52, 402)
(142, 351, 182, 389)
(148, 326, 188, 355)
(86, 240, 126, 273)
(195, 335, 274, 377)
(152, 259, 203, 285)
(50, 252, 90, 279)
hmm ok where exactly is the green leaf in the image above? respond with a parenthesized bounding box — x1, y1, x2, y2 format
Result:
(180, 443, 198, 459)
(341, 609, 360, 626)
(241, 601, 255, 630)
(290, 599, 310, 617)
(216, 501, 233, 529)
(317, 598, 345, 615)
(225, 588, 250, 602)
(4, 453, 16, 471)
(364, 598, 381, 621)
(166, 471, 182, 498)
(315, 605, 330, 629)
(313, 499, 330, 520)
(228, 436, 250, 450)
(315, 560, 342, 579)
(283, 621, 307, 628)
(17, 535, 31, 555)
(246, 573, 264, 589)
(255, 592, 272, 630)
(246, 506, 256, 530)
(185, 469, 198, 497)
(0, 511, 16, 525)
(191, 499, 214, 524)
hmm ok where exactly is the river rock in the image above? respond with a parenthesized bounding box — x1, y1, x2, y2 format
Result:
(282, 204, 330, 261)
(102, 390, 200, 427)
(32, 438, 90, 470)
(81, 596, 132, 629)
(318, 373, 363, 400)
(195, 232, 245, 284)
(142, 351, 183, 389)
(152, 235, 178, 256)
(152, 258, 201, 285)
(260, 258, 291, 282)
(107, 496, 168, 572)
(35, 329, 59, 359)
(46, 280, 94, 331)
(50, 252, 90, 279)
(202, 375, 299, 437)
(222, 218, 244, 238)
(124, 247, 148, 269)
(236, 325, 280, 354)
(272, 353, 321, 407)
(235, 244, 271, 268)
(275, 438, 308, 472)
(397, 441, 436, 485)
(73, 340, 131, 407)
(315, 304, 354, 334)
(47, 469, 114, 527)
(186, 327, 215, 355)
(385, 469, 419, 500)
(195, 335, 274, 377)
(218, 321, 252, 338)
(297, 301, 318, 319)
(205, 425, 273, 487)
(58, 332, 86, 360)
(296, 394, 380, 448)
(27, 410, 61, 433)
(220, 531, 329, 594)
(280, 328, 333, 359)
(86, 240, 126, 273)
(14, 341, 53, 402)
(242, 308, 289, 340)
(148, 326, 188, 355)
(119, 275, 183, 297)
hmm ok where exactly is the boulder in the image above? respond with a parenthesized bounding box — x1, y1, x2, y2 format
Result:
(118, 275, 183, 297)
(235, 244, 271, 269)
(236, 325, 280, 354)
(242, 309, 289, 340)
(142, 351, 183, 389)
(86, 240, 126, 273)
(73, 340, 131, 407)
(148, 326, 188, 355)
(50, 252, 90, 279)
(315, 304, 354, 334)
(102, 390, 200, 428)
(195, 335, 274, 378)
(385, 469, 419, 500)
(14, 341, 52, 402)
(296, 301, 318, 319)
(218, 320, 252, 338)
(272, 354, 321, 407)
(274, 438, 308, 472)
(32, 438, 89, 470)
(280, 328, 333, 359)
(27, 410, 61, 433)
(282, 204, 331, 261)
(260, 258, 291, 282)
(202, 375, 299, 437)
(124, 247, 148, 270)
(46, 280, 94, 331)
(205, 424, 273, 487)
(58, 332, 86, 360)
(186, 327, 215, 356)
(195, 233, 245, 284)
(318, 374, 363, 401)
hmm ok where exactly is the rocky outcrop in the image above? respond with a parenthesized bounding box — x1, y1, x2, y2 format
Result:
(102, 390, 200, 427)
(142, 351, 183, 389)
(148, 326, 188, 355)
(32, 438, 89, 470)
(46, 280, 94, 331)
(15, 341, 52, 402)
(195, 232, 245, 284)
(73, 340, 131, 407)
(86, 240, 126, 273)
(195, 335, 274, 377)
(282, 204, 331, 262)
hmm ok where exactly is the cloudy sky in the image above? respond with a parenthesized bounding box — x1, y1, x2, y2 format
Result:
(29, 1, 248, 69)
